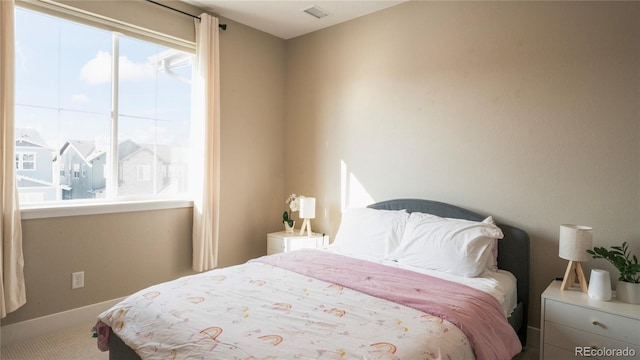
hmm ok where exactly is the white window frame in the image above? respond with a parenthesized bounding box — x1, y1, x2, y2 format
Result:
(20, 199, 193, 220)
(15, 1, 197, 218)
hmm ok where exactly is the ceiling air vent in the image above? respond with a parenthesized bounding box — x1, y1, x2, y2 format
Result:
(303, 6, 330, 19)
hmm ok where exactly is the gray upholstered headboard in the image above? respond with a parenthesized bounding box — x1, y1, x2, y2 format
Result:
(368, 198, 530, 345)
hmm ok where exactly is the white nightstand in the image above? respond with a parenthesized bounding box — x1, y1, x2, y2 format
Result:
(267, 231, 329, 255)
(540, 280, 640, 360)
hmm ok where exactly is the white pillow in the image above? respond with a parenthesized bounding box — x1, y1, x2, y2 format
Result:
(391, 212, 503, 277)
(330, 207, 409, 260)
(485, 216, 500, 272)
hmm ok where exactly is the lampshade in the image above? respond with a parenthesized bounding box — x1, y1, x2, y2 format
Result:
(298, 197, 316, 219)
(559, 224, 592, 262)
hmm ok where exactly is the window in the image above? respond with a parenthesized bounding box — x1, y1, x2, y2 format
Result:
(15, 152, 36, 170)
(137, 165, 151, 181)
(14, 6, 194, 205)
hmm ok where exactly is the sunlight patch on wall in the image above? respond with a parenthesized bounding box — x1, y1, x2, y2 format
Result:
(340, 160, 374, 213)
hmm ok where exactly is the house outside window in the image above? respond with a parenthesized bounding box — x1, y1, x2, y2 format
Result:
(14, 5, 194, 205)
(14, 129, 57, 201)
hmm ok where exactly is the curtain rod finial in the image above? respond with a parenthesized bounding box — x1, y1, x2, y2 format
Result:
(219, 24, 227, 31)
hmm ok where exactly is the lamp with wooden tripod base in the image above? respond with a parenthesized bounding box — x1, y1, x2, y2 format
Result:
(298, 197, 316, 237)
(559, 224, 593, 292)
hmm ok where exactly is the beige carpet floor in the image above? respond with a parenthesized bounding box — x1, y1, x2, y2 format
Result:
(1, 322, 108, 360)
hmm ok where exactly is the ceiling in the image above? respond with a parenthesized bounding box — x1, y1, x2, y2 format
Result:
(182, 1, 408, 39)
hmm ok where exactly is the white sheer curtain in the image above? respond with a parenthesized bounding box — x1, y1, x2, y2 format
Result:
(191, 13, 221, 272)
(1, 0, 27, 318)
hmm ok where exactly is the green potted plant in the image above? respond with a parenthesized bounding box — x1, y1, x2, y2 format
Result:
(587, 241, 640, 304)
(282, 211, 294, 233)
(283, 194, 300, 233)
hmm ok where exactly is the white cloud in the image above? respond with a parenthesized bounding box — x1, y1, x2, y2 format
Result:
(120, 56, 156, 82)
(80, 51, 155, 85)
(80, 51, 111, 85)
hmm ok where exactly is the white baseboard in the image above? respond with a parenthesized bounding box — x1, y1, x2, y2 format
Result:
(0, 297, 125, 347)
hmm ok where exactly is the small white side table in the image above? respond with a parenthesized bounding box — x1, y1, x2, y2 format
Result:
(267, 231, 329, 255)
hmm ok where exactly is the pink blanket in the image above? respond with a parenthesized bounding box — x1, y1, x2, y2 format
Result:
(254, 249, 521, 360)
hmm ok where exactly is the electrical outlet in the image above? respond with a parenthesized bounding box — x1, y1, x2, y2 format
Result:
(72, 271, 84, 289)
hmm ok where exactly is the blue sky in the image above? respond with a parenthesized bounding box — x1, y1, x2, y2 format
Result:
(14, 7, 193, 151)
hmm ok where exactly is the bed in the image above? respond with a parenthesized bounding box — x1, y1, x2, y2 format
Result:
(96, 198, 529, 359)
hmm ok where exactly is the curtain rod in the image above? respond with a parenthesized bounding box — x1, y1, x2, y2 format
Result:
(145, 0, 227, 30)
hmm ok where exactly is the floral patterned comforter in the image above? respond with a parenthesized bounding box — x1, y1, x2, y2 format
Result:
(98, 250, 519, 359)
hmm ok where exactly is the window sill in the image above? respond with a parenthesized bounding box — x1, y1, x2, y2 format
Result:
(20, 199, 194, 220)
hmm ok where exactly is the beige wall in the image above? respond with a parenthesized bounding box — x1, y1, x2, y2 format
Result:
(285, 1, 640, 328)
(4, 209, 194, 324)
(3, 2, 286, 325)
(217, 17, 287, 267)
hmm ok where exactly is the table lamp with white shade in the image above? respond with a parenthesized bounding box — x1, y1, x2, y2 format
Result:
(298, 197, 316, 237)
(559, 224, 593, 292)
